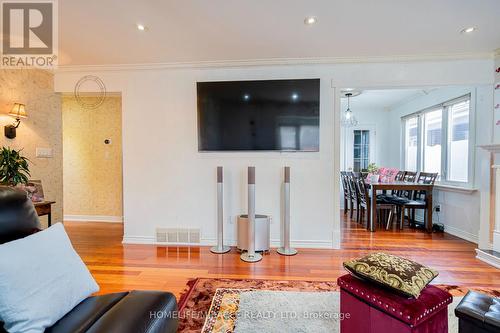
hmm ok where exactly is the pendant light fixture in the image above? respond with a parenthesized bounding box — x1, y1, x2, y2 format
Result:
(342, 92, 358, 127)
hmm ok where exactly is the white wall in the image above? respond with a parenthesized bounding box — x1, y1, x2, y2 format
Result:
(339, 105, 392, 209)
(386, 85, 494, 243)
(54, 58, 494, 248)
(340, 105, 392, 170)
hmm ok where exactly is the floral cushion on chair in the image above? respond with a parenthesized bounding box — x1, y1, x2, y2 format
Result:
(343, 252, 438, 298)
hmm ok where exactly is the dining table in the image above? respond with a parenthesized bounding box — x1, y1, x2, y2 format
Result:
(367, 181, 434, 233)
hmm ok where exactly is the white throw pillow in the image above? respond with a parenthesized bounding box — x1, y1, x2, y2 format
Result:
(0, 223, 99, 333)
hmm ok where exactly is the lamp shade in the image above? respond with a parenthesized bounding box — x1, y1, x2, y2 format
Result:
(9, 103, 27, 119)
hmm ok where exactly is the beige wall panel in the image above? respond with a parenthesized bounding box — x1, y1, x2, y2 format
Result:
(0, 69, 63, 228)
(62, 96, 122, 219)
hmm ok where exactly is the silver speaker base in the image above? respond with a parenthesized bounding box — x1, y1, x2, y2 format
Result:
(277, 247, 298, 256)
(210, 246, 231, 254)
(240, 252, 263, 263)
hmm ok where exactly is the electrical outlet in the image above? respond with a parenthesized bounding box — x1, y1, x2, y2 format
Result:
(435, 205, 441, 213)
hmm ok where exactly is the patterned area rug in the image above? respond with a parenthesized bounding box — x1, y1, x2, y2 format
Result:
(177, 278, 500, 333)
(200, 289, 462, 333)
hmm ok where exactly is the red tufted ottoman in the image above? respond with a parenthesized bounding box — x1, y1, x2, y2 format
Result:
(338, 274, 453, 333)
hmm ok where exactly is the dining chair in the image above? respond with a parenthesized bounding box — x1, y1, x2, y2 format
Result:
(340, 172, 351, 216)
(405, 172, 438, 227)
(347, 173, 360, 221)
(398, 171, 417, 197)
(379, 170, 406, 200)
(355, 178, 397, 229)
(384, 171, 418, 229)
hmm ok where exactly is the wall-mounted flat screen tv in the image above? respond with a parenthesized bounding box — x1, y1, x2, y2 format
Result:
(197, 79, 320, 151)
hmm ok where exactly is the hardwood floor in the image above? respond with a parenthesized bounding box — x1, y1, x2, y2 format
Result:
(66, 213, 500, 298)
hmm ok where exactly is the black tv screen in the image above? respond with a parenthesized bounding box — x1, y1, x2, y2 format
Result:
(197, 79, 320, 151)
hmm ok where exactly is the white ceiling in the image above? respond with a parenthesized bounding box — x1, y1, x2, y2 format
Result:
(59, 0, 500, 66)
(340, 89, 427, 111)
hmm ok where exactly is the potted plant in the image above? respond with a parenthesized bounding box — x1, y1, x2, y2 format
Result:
(367, 163, 380, 183)
(0, 147, 30, 186)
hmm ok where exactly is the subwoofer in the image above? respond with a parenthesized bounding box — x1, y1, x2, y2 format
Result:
(236, 214, 270, 252)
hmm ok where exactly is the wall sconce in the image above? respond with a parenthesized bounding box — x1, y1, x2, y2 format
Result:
(4, 103, 27, 139)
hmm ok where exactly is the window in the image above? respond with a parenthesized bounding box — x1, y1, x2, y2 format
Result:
(404, 117, 419, 172)
(423, 109, 442, 178)
(402, 95, 471, 185)
(353, 130, 370, 172)
(447, 99, 470, 182)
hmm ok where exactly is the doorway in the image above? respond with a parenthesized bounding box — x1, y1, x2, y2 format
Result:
(344, 126, 376, 172)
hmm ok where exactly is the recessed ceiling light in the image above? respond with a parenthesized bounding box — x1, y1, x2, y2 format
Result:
(460, 26, 476, 34)
(304, 16, 317, 25)
(137, 24, 147, 31)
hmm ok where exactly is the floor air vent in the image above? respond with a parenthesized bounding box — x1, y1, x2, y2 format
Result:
(156, 228, 201, 245)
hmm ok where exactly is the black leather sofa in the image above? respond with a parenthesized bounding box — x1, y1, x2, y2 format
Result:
(0, 186, 178, 333)
(455, 290, 500, 333)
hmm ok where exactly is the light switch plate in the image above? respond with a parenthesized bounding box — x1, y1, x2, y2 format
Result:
(36, 147, 53, 158)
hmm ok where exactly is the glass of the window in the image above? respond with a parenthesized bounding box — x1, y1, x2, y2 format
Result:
(423, 109, 442, 177)
(404, 117, 418, 171)
(447, 100, 469, 182)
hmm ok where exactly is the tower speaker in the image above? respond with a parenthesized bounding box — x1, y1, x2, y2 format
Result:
(240, 166, 263, 263)
(277, 166, 297, 256)
(210, 166, 231, 254)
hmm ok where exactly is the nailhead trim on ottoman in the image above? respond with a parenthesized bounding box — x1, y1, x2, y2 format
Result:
(338, 274, 452, 333)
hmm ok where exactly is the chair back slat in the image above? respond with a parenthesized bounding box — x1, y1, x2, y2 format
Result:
(340, 172, 350, 196)
(403, 171, 417, 182)
(390, 171, 405, 195)
(397, 171, 417, 198)
(355, 178, 368, 205)
(414, 172, 438, 200)
(394, 171, 405, 181)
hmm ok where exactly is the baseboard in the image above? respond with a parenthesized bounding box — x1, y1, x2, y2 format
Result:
(444, 225, 478, 244)
(122, 236, 335, 249)
(411, 213, 479, 244)
(122, 235, 155, 244)
(64, 215, 123, 223)
(475, 249, 500, 269)
(273, 239, 334, 249)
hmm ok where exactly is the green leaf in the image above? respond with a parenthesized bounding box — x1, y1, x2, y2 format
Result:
(0, 147, 31, 185)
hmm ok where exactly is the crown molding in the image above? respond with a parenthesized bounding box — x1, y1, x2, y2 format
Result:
(55, 52, 494, 73)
